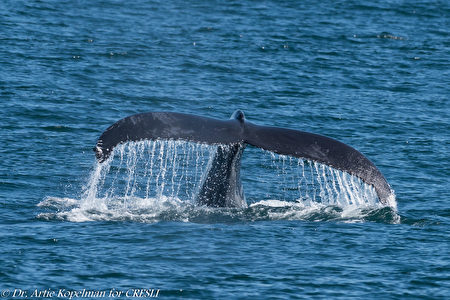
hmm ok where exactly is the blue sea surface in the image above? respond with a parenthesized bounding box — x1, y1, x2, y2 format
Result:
(1, 0, 449, 299)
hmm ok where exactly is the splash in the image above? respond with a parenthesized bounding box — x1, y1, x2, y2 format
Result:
(38, 140, 398, 223)
(81, 140, 220, 210)
(246, 151, 382, 207)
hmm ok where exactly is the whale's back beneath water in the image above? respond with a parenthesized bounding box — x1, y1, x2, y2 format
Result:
(94, 110, 394, 208)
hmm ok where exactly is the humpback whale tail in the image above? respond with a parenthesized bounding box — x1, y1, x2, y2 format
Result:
(94, 110, 395, 208)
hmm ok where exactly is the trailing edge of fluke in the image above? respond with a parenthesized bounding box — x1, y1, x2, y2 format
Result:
(94, 110, 395, 208)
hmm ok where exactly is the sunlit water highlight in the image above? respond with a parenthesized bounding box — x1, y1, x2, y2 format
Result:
(38, 140, 398, 224)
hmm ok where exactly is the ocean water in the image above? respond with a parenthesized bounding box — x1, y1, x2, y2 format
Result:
(1, 0, 449, 299)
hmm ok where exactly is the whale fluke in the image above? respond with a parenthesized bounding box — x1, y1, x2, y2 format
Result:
(94, 112, 245, 163)
(94, 110, 394, 207)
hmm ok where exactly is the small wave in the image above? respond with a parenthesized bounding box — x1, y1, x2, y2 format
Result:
(37, 196, 79, 209)
(376, 32, 406, 40)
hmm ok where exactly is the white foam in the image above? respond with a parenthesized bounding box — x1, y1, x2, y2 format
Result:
(250, 199, 295, 208)
(38, 194, 398, 224)
(38, 195, 191, 223)
(248, 197, 389, 222)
